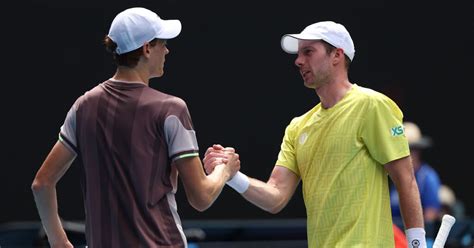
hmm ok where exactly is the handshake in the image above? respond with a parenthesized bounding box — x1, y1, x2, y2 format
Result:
(203, 144, 250, 193)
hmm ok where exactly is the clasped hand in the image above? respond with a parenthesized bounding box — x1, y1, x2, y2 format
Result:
(203, 144, 240, 178)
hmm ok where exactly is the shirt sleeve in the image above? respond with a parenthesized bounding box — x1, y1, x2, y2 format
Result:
(275, 117, 300, 177)
(59, 100, 79, 155)
(163, 99, 199, 161)
(361, 94, 410, 165)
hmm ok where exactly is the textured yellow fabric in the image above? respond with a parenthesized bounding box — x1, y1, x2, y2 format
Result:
(276, 84, 410, 247)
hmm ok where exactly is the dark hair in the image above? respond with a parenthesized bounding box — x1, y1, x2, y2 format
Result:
(103, 36, 162, 68)
(320, 40, 351, 70)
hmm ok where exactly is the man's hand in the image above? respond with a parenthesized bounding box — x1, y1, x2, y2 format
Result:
(203, 144, 236, 174)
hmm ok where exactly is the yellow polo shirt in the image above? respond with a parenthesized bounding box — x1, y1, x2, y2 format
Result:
(276, 84, 410, 247)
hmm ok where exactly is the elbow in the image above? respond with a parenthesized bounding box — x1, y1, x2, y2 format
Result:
(190, 200, 212, 212)
(31, 177, 54, 194)
(268, 208, 282, 214)
(188, 195, 214, 212)
(265, 195, 289, 214)
(267, 204, 284, 214)
(185, 181, 222, 212)
(192, 204, 210, 212)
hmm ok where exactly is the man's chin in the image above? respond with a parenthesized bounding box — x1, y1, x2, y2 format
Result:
(303, 81, 316, 89)
(151, 71, 164, 78)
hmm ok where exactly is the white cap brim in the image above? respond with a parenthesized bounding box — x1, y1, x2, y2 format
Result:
(281, 33, 324, 54)
(157, 19, 182, 39)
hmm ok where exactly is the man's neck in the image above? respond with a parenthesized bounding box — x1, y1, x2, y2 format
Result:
(316, 79, 352, 109)
(113, 66, 149, 85)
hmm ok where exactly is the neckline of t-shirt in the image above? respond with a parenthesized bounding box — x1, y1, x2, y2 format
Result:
(319, 83, 357, 114)
(108, 78, 147, 86)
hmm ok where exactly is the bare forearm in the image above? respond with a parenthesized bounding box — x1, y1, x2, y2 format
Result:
(242, 178, 287, 214)
(203, 149, 297, 214)
(398, 178, 425, 229)
(31, 184, 68, 245)
(225, 166, 298, 214)
(205, 165, 232, 201)
(385, 156, 424, 229)
(31, 142, 75, 247)
(189, 164, 231, 211)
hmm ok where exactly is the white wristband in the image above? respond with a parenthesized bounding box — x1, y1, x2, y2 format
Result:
(226, 171, 249, 193)
(405, 227, 427, 248)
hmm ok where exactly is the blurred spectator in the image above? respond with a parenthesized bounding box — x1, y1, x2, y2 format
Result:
(437, 185, 472, 247)
(439, 184, 465, 220)
(390, 121, 441, 223)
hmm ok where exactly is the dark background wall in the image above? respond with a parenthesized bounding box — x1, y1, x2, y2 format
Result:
(1, 2, 473, 223)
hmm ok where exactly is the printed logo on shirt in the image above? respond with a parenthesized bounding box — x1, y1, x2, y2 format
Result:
(299, 132, 308, 144)
(391, 125, 404, 136)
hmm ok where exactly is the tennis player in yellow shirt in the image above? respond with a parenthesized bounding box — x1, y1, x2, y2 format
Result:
(204, 21, 426, 248)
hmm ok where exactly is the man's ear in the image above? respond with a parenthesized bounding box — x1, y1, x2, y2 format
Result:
(333, 48, 345, 66)
(142, 42, 152, 58)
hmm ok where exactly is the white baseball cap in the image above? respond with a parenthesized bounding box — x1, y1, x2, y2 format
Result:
(281, 21, 355, 61)
(108, 7, 182, 55)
